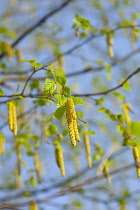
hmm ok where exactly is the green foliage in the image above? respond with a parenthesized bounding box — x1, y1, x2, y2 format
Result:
(130, 122, 140, 137)
(95, 97, 104, 105)
(0, 88, 4, 96)
(56, 75, 66, 86)
(93, 144, 103, 160)
(46, 124, 58, 136)
(0, 132, 6, 141)
(117, 114, 125, 123)
(54, 106, 66, 119)
(72, 14, 93, 30)
(30, 80, 39, 90)
(123, 80, 131, 91)
(43, 78, 56, 95)
(70, 96, 86, 105)
(112, 91, 125, 102)
(55, 94, 67, 107)
(62, 86, 71, 96)
(22, 60, 43, 69)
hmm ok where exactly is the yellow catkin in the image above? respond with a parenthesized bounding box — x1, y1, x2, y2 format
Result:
(4, 42, 13, 62)
(119, 199, 126, 210)
(103, 164, 112, 185)
(66, 98, 80, 146)
(0, 138, 5, 155)
(68, 119, 76, 147)
(106, 33, 114, 58)
(8, 101, 17, 136)
(29, 200, 38, 210)
(132, 145, 140, 178)
(16, 143, 22, 188)
(83, 131, 92, 168)
(12, 103, 17, 136)
(33, 153, 41, 183)
(122, 104, 131, 126)
(55, 147, 65, 176)
(15, 49, 22, 63)
(73, 119, 80, 142)
(8, 102, 14, 131)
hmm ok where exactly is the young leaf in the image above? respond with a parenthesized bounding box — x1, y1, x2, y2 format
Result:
(70, 96, 86, 105)
(130, 122, 140, 137)
(56, 76, 66, 86)
(54, 94, 67, 107)
(62, 86, 71, 96)
(123, 80, 131, 91)
(30, 62, 43, 68)
(46, 124, 58, 136)
(44, 78, 56, 95)
(0, 88, 4, 96)
(54, 106, 66, 119)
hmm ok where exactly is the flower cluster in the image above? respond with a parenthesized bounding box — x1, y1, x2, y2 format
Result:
(8, 101, 17, 136)
(66, 98, 80, 147)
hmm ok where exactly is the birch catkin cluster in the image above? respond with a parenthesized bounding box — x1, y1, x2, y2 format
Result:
(0, 133, 5, 155)
(29, 200, 38, 210)
(8, 101, 17, 136)
(103, 164, 112, 185)
(83, 131, 92, 168)
(132, 145, 140, 178)
(55, 146, 65, 176)
(66, 98, 80, 147)
(106, 33, 114, 58)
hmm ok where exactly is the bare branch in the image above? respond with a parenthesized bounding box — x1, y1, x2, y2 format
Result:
(0, 0, 74, 60)
(73, 67, 140, 97)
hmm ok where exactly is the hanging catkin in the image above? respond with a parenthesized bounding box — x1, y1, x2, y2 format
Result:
(106, 33, 114, 58)
(66, 98, 80, 147)
(122, 104, 131, 126)
(0, 133, 5, 155)
(132, 145, 140, 178)
(16, 143, 22, 188)
(8, 101, 17, 136)
(55, 146, 65, 176)
(29, 200, 38, 210)
(33, 153, 41, 183)
(83, 131, 92, 168)
(103, 164, 112, 185)
(4, 41, 13, 62)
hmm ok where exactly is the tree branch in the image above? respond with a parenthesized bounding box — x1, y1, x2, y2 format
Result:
(73, 67, 140, 97)
(0, 0, 74, 60)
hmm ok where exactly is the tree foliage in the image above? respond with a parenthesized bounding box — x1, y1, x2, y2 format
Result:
(0, 0, 140, 209)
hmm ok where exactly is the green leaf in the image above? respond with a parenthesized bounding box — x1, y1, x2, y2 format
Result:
(130, 121, 140, 137)
(30, 80, 39, 90)
(54, 106, 66, 119)
(104, 64, 112, 81)
(0, 132, 6, 141)
(29, 175, 37, 187)
(98, 107, 106, 113)
(22, 59, 35, 63)
(117, 114, 125, 123)
(62, 129, 68, 136)
(62, 86, 71, 96)
(44, 78, 56, 95)
(70, 96, 86, 105)
(116, 125, 125, 133)
(95, 97, 104, 105)
(0, 88, 4, 96)
(55, 94, 67, 107)
(123, 80, 131, 91)
(86, 130, 95, 135)
(56, 75, 66, 86)
(30, 62, 43, 68)
(46, 124, 58, 136)
(72, 14, 93, 30)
